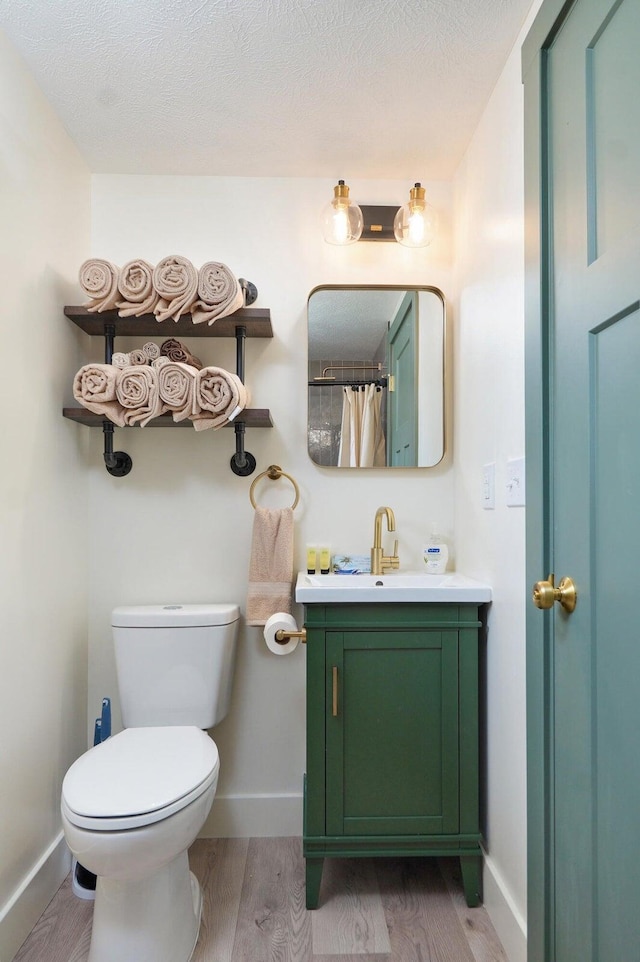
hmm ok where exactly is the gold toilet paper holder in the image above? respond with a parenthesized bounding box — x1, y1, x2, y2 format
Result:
(275, 627, 307, 645)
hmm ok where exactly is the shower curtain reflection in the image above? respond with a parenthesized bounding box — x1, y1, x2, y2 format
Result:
(338, 384, 386, 467)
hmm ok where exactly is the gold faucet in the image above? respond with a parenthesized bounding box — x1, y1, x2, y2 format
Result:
(371, 506, 400, 575)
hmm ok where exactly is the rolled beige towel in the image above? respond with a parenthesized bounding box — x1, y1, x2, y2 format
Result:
(192, 366, 250, 431)
(79, 259, 120, 313)
(142, 341, 160, 362)
(111, 352, 130, 369)
(191, 261, 244, 326)
(73, 363, 125, 426)
(115, 366, 162, 427)
(157, 360, 198, 422)
(117, 259, 159, 317)
(160, 338, 203, 369)
(153, 255, 198, 322)
(128, 348, 148, 366)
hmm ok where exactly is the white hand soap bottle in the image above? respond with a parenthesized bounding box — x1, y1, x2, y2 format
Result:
(423, 525, 449, 574)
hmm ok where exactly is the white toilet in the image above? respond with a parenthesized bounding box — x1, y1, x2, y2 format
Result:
(61, 603, 239, 962)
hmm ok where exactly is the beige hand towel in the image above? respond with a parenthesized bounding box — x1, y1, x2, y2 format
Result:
(117, 259, 159, 317)
(191, 366, 250, 431)
(73, 363, 125, 426)
(153, 255, 198, 322)
(156, 360, 198, 422)
(115, 366, 162, 427)
(79, 259, 120, 313)
(246, 507, 294, 626)
(191, 261, 244, 326)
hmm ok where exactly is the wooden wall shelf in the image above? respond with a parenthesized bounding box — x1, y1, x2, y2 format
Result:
(62, 408, 273, 428)
(64, 305, 272, 338)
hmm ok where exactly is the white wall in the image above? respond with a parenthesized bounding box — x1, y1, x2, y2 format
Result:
(87, 175, 455, 835)
(452, 3, 542, 959)
(0, 29, 91, 962)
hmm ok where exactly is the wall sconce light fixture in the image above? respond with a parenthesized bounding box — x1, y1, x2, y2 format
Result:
(322, 180, 437, 248)
(393, 183, 438, 248)
(320, 180, 364, 245)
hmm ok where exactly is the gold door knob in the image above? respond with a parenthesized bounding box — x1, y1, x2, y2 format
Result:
(532, 573, 577, 613)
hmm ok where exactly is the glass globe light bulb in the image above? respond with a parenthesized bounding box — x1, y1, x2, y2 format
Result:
(321, 180, 364, 245)
(393, 183, 437, 249)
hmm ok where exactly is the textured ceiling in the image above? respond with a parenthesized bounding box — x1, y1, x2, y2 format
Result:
(0, 0, 533, 178)
(309, 289, 404, 359)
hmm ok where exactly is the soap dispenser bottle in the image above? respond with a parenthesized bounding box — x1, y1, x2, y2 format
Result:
(423, 525, 449, 574)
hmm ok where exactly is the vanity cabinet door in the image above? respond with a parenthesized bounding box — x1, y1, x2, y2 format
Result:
(325, 628, 460, 837)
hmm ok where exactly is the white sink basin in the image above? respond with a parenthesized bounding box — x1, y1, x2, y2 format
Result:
(295, 571, 492, 604)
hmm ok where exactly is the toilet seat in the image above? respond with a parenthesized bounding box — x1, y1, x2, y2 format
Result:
(62, 727, 219, 831)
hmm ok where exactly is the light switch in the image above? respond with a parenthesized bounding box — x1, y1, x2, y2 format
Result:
(506, 457, 526, 507)
(482, 463, 495, 510)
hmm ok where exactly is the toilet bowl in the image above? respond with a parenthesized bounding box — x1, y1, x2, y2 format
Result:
(62, 726, 219, 962)
(61, 603, 239, 962)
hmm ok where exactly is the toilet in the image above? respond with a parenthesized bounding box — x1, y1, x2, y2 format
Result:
(61, 603, 239, 962)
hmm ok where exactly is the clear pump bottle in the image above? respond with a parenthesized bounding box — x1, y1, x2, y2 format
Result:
(423, 525, 448, 574)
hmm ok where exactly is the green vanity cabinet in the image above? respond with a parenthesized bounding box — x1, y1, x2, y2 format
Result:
(303, 602, 484, 909)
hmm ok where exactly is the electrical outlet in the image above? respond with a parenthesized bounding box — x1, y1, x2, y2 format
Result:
(506, 457, 526, 506)
(482, 463, 496, 510)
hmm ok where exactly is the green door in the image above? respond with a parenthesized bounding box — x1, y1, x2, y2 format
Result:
(325, 629, 459, 837)
(387, 292, 418, 466)
(524, 0, 640, 959)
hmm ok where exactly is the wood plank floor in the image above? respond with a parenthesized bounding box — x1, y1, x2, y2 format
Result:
(13, 838, 509, 962)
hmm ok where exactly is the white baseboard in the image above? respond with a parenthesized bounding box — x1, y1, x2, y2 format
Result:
(201, 792, 303, 838)
(0, 832, 71, 962)
(482, 853, 527, 962)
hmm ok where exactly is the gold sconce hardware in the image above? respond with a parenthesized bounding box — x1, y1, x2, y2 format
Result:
(532, 573, 577, 613)
(274, 627, 307, 645)
(332, 666, 339, 716)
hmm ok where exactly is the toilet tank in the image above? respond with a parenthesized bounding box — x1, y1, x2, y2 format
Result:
(112, 604, 239, 729)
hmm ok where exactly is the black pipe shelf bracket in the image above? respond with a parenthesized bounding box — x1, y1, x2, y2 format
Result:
(229, 324, 257, 477)
(63, 281, 272, 478)
(102, 323, 133, 477)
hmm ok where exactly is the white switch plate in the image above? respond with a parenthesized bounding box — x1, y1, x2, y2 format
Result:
(482, 463, 495, 510)
(506, 457, 526, 506)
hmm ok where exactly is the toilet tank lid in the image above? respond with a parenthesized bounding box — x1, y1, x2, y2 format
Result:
(112, 603, 239, 628)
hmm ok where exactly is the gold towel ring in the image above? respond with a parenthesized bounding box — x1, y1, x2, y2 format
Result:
(249, 464, 300, 510)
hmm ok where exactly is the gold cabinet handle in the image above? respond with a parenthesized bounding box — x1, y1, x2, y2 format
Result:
(532, 573, 577, 613)
(332, 666, 339, 717)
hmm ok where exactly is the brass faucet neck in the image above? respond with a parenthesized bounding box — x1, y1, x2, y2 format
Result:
(371, 506, 399, 575)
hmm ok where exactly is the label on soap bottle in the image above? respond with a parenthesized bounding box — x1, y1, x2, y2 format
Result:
(423, 543, 448, 574)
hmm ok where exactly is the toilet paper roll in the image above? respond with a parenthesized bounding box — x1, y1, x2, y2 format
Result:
(264, 612, 300, 655)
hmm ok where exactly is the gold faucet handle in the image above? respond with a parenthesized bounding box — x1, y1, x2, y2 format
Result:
(382, 541, 400, 571)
